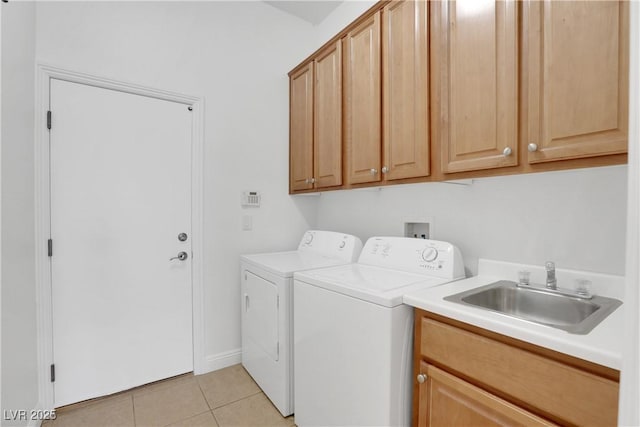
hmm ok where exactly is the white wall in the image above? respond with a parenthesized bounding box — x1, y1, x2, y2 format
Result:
(1, 1, 3, 420)
(1, 2, 39, 426)
(313, 0, 376, 44)
(619, 1, 639, 424)
(35, 1, 318, 371)
(315, 166, 627, 276)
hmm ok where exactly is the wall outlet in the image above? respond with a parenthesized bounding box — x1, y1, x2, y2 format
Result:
(242, 215, 253, 231)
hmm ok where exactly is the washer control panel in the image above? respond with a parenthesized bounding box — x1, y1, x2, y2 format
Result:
(359, 237, 465, 279)
(298, 230, 363, 262)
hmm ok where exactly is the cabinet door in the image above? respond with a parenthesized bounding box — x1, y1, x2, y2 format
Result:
(314, 41, 343, 189)
(289, 62, 314, 192)
(524, 1, 628, 163)
(382, 0, 429, 181)
(417, 363, 557, 427)
(344, 12, 382, 185)
(434, 0, 518, 173)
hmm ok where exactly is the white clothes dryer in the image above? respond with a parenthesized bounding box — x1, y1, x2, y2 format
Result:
(293, 236, 464, 427)
(240, 230, 362, 417)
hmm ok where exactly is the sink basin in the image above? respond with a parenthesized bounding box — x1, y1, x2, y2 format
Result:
(444, 280, 622, 334)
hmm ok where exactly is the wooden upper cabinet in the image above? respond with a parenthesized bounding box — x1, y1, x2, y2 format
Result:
(433, 0, 518, 174)
(290, 0, 629, 192)
(314, 41, 343, 189)
(382, 0, 430, 181)
(289, 62, 314, 192)
(289, 42, 343, 193)
(344, 11, 382, 185)
(524, 1, 629, 163)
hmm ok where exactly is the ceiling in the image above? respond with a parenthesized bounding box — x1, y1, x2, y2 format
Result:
(264, 1, 343, 25)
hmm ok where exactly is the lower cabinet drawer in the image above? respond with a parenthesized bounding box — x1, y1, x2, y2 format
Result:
(420, 317, 619, 426)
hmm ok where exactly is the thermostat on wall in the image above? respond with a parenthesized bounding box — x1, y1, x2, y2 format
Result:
(242, 191, 261, 208)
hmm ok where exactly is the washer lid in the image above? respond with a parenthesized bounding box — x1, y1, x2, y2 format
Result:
(240, 251, 353, 278)
(294, 264, 453, 307)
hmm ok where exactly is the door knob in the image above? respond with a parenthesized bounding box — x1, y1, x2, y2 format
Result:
(178, 233, 188, 242)
(170, 251, 188, 261)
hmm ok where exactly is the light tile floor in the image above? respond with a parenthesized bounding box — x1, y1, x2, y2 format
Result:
(42, 365, 295, 427)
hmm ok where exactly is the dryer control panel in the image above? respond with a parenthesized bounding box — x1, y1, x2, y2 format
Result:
(358, 237, 465, 279)
(298, 230, 363, 262)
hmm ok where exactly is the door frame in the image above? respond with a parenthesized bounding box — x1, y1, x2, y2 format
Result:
(34, 64, 206, 410)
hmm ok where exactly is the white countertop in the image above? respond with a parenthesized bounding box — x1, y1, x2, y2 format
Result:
(403, 259, 625, 370)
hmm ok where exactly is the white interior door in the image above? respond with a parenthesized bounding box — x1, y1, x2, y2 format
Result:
(50, 79, 193, 407)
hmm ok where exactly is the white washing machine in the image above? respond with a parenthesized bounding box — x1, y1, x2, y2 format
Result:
(240, 230, 363, 417)
(293, 236, 464, 427)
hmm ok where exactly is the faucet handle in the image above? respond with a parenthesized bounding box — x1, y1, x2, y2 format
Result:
(545, 261, 555, 271)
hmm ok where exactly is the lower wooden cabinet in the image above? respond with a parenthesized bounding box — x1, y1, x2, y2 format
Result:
(413, 311, 620, 427)
(417, 363, 556, 427)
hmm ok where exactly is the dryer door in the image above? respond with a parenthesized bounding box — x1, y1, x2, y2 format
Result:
(243, 270, 279, 361)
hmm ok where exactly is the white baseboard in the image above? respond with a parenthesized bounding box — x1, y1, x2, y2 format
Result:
(201, 348, 242, 375)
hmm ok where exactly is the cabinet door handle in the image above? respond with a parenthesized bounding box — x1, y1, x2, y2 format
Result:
(370, 168, 378, 175)
(503, 147, 512, 156)
(310, 177, 316, 184)
(381, 166, 389, 174)
(528, 143, 538, 152)
(417, 374, 427, 384)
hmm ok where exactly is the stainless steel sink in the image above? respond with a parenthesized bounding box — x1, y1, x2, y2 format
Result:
(444, 280, 622, 334)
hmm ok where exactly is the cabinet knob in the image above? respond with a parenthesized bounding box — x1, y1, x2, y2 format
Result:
(381, 166, 389, 174)
(370, 168, 378, 175)
(528, 143, 538, 152)
(310, 177, 316, 184)
(503, 147, 512, 156)
(417, 374, 427, 384)
(305, 178, 309, 184)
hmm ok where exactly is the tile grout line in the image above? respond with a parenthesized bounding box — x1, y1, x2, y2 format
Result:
(160, 409, 212, 427)
(131, 393, 137, 427)
(210, 390, 264, 412)
(210, 409, 221, 427)
(196, 378, 214, 411)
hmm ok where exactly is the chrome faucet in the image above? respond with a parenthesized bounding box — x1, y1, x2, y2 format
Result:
(545, 261, 557, 290)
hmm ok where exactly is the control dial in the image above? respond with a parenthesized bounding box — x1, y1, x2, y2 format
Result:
(304, 233, 314, 244)
(421, 247, 438, 262)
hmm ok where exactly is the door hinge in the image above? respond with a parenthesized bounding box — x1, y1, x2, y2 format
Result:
(47, 239, 53, 257)
(50, 364, 55, 382)
(47, 110, 52, 130)
(276, 342, 279, 358)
